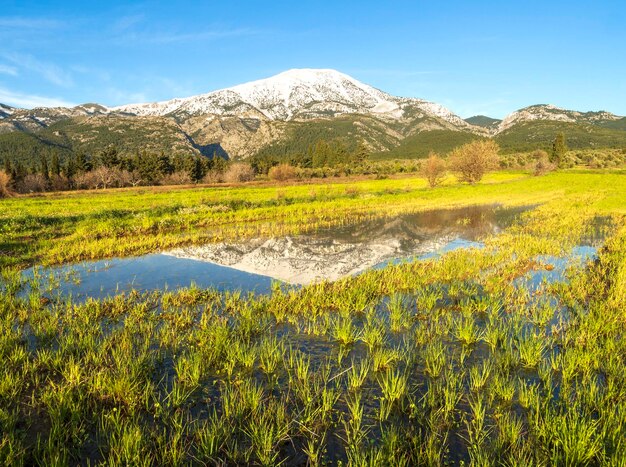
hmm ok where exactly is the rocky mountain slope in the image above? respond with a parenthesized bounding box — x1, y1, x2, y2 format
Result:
(496, 104, 623, 133)
(1, 69, 625, 164)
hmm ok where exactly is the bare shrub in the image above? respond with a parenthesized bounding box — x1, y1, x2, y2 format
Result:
(449, 140, 500, 184)
(49, 175, 70, 191)
(161, 171, 192, 186)
(0, 170, 13, 197)
(223, 163, 255, 183)
(18, 174, 48, 193)
(268, 163, 297, 181)
(74, 167, 125, 190)
(118, 170, 144, 187)
(531, 150, 555, 176)
(202, 170, 224, 184)
(89, 166, 118, 189)
(420, 152, 447, 188)
(74, 171, 99, 190)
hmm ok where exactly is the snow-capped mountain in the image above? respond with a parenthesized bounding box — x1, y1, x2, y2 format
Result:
(1, 69, 625, 161)
(115, 69, 399, 119)
(2, 72, 623, 133)
(113, 68, 475, 130)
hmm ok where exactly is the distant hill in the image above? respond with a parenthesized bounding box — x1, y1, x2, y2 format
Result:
(464, 115, 502, 130)
(494, 120, 626, 153)
(0, 116, 201, 167)
(371, 130, 479, 160)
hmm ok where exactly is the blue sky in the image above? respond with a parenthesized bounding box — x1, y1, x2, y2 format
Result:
(0, 1, 624, 118)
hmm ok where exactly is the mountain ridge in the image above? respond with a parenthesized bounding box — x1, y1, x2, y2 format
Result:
(1, 69, 625, 163)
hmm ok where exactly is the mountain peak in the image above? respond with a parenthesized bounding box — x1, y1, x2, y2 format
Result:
(114, 68, 407, 120)
(261, 68, 353, 80)
(111, 68, 483, 131)
(227, 68, 375, 97)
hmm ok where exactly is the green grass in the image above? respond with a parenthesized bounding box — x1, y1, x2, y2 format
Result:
(2, 170, 625, 270)
(0, 169, 625, 464)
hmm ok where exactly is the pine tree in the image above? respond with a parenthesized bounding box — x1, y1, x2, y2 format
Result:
(210, 153, 228, 173)
(312, 141, 329, 168)
(3, 157, 12, 175)
(121, 153, 137, 172)
(353, 142, 369, 164)
(551, 133, 567, 166)
(76, 153, 91, 172)
(136, 150, 171, 184)
(13, 162, 26, 183)
(40, 154, 50, 180)
(157, 152, 173, 176)
(51, 153, 61, 176)
(190, 157, 204, 182)
(65, 156, 77, 179)
(100, 146, 120, 168)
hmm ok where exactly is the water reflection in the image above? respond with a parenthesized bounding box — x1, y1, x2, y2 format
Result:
(166, 205, 527, 284)
(25, 205, 528, 300)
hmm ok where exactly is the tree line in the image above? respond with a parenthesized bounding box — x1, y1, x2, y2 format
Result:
(2, 146, 228, 193)
(1, 131, 603, 198)
(250, 139, 369, 173)
(1, 137, 371, 194)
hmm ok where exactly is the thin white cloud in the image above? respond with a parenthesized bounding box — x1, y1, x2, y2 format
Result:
(0, 64, 18, 76)
(112, 14, 145, 32)
(3, 53, 73, 87)
(0, 87, 75, 108)
(0, 17, 63, 29)
(118, 27, 262, 45)
(71, 65, 111, 82)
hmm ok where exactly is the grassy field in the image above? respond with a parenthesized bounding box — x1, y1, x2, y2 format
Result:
(1, 169, 625, 465)
(2, 170, 625, 269)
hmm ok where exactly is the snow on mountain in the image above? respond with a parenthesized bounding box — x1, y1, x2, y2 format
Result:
(0, 102, 112, 132)
(226, 68, 399, 119)
(403, 99, 476, 129)
(0, 103, 16, 119)
(115, 69, 401, 119)
(73, 103, 111, 115)
(113, 68, 472, 128)
(7, 70, 623, 140)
